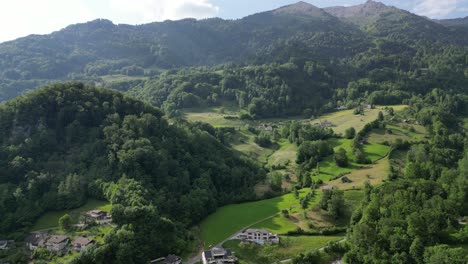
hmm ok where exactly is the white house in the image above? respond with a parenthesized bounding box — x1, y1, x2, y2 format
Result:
(202, 247, 237, 264)
(235, 229, 279, 245)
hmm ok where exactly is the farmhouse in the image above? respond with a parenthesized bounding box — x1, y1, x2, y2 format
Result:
(322, 185, 334, 191)
(72, 237, 95, 252)
(85, 210, 112, 224)
(45, 235, 69, 253)
(314, 121, 333, 128)
(150, 254, 182, 264)
(235, 229, 279, 245)
(202, 247, 237, 264)
(25, 233, 48, 251)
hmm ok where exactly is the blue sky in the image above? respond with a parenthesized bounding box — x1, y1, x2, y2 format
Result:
(0, 0, 467, 43)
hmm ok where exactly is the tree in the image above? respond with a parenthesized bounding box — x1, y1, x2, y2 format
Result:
(334, 148, 349, 167)
(355, 149, 371, 164)
(345, 127, 356, 139)
(59, 214, 72, 231)
(328, 190, 345, 219)
(378, 111, 384, 121)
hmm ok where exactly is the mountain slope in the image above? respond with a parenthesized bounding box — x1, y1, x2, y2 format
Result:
(0, 82, 262, 259)
(0, 2, 367, 102)
(324, 0, 467, 45)
(436, 16, 468, 28)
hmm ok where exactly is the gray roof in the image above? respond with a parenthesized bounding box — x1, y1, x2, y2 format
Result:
(0, 241, 7, 247)
(25, 233, 47, 245)
(244, 229, 274, 235)
(165, 255, 181, 263)
(47, 235, 69, 244)
(205, 247, 233, 259)
(73, 237, 94, 246)
(204, 250, 212, 259)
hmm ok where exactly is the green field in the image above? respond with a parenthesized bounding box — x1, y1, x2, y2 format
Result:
(368, 123, 426, 145)
(268, 140, 298, 167)
(200, 189, 313, 247)
(32, 199, 111, 231)
(309, 105, 407, 135)
(223, 235, 343, 264)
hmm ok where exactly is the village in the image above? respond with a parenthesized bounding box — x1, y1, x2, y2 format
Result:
(0, 209, 112, 263)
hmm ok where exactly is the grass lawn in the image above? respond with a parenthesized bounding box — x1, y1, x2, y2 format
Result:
(328, 157, 390, 190)
(200, 189, 312, 247)
(309, 105, 407, 135)
(223, 235, 343, 264)
(268, 139, 297, 167)
(31, 199, 111, 231)
(368, 123, 426, 145)
(364, 143, 391, 162)
(252, 192, 322, 234)
(233, 130, 275, 164)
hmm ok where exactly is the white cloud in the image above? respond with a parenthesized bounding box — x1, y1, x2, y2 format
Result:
(0, 0, 95, 42)
(108, 0, 220, 24)
(413, 0, 462, 18)
(0, 0, 219, 43)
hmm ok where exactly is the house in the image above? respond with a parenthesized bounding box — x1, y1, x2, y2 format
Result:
(150, 255, 182, 264)
(85, 210, 112, 224)
(45, 235, 69, 253)
(341, 176, 352, 183)
(336, 106, 347, 110)
(322, 185, 334, 191)
(0, 240, 8, 250)
(72, 237, 95, 252)
(315, 121, 333, 128)
(235, 229, 279, 245)
(202, 247, 237, 264)
(25, 233, 48, 251)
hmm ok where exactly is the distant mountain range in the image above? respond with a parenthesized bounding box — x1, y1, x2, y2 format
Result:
(0, 0, 466, 102)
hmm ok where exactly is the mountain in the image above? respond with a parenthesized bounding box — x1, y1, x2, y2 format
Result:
(0, 82, 262, 259)
(324, 0, 466, 45)
(436, 16, 468, 28)
(0, 2, 362, 102)
(324, 0, 396, 19)
(0, 1, 466, 113)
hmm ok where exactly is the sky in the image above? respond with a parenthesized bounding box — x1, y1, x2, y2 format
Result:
(0, 0, 467, 43)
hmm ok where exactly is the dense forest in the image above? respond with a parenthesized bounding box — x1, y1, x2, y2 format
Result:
(0, 82, 263, 261)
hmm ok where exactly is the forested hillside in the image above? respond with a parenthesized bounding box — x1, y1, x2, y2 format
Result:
(0, 1, 467, 107)
(342, 90, 468, 263)
(0, 82, 263, 260)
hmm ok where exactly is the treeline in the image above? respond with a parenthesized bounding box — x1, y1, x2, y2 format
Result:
(0, 83, 263, 260)
(344, 89, 468, 263)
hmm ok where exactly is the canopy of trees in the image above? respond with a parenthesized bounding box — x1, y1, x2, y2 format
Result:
(0, 83, 263, 261)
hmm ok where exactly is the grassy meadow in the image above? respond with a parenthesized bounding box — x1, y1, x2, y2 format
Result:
(31, 199, 111, 231)
(200, 189, 317, 247)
